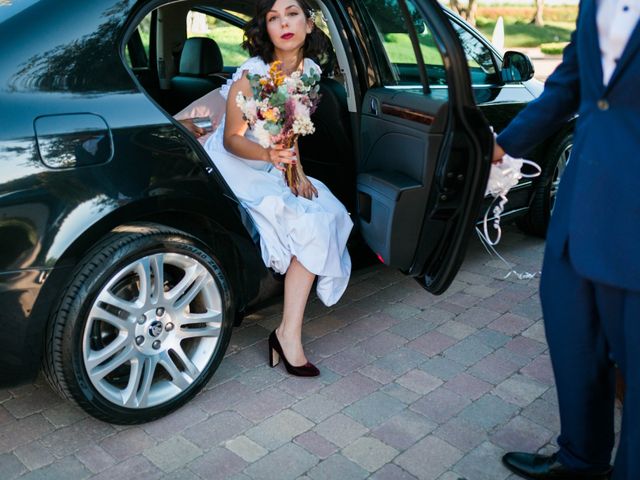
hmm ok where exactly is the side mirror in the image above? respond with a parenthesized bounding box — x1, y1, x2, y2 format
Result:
(501, 51, 535, 83)
(413, 20, 429, 35)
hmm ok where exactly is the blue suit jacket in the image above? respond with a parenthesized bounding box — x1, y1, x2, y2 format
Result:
(498, 0, 640, 291)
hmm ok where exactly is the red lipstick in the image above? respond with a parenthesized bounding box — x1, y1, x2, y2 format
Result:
(281, 33, 294, 40)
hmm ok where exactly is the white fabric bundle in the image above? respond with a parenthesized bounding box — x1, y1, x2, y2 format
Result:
(477, 150, 542, 280)
(482, 153, 541, 245)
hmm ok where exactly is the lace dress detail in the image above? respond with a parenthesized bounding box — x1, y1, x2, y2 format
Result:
(204, 57, 352, 306)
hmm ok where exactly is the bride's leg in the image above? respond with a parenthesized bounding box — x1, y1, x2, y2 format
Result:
(277, 256, 315, 366)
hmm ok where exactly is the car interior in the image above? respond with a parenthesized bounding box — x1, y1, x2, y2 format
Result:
(123, 0, 500, 208)
(123, 0, 499, 276)
(124, 0, 357, 211)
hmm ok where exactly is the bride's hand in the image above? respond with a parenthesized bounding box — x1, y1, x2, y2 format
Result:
(178, 118, 208, 138)
(266, 144, 296, 171)
(292, 171, 319, 200)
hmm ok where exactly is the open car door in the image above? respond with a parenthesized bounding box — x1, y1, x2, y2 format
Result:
(354, 0, 493, 294)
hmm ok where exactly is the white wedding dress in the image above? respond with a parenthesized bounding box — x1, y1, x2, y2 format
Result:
(204, 57, 353, 306)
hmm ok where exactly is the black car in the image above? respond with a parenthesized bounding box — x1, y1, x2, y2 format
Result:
(0, 0, 572, 424)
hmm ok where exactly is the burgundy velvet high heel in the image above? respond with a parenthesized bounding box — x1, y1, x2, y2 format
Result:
(268, 330, 319, 377)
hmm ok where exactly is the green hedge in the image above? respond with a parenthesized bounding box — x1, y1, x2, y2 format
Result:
(540, 42, 569, 55)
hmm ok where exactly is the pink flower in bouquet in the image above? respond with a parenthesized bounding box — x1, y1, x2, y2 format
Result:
(236, 60, 322, 186)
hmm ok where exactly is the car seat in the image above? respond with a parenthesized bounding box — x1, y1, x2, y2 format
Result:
(170, 37, 226, 113)
(298, 49, 355, 211)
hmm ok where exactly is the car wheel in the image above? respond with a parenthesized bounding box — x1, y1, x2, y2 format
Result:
(517, 133, 573, 237)
(43, 223, 233, 424)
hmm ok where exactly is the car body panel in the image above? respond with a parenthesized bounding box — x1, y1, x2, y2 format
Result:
(0, 0, 571, 389)
(0, 0, 269, 385)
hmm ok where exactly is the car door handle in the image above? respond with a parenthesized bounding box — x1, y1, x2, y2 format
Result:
(370, 97, 379, 116)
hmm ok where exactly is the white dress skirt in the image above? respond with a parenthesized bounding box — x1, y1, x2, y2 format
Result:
(203, 57, 353, 306)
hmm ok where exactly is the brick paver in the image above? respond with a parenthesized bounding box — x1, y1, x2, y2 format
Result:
(0, 226, 623, 479)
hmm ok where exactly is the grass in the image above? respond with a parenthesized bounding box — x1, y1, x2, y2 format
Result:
(475, 19, 575, 48)
(383, 33, 444, 65)
(473, 5, 577, 49)
(540, 42, 569, 55)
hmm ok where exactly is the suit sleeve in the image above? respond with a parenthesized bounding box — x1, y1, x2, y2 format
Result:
(497, 26, 580, 158)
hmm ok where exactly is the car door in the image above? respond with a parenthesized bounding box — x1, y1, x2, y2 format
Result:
(353, 0, 493, 294)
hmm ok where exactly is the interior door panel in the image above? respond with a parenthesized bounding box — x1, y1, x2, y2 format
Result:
(353, 0, 493, 294)
(358, 88, 449, 269)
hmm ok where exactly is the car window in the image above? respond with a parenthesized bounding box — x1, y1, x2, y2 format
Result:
(186, 10, 249, 67)
(360, 0, 498, 88)
(360, 0, 446, 87)
(125, 13, 151, 69)
(450, 21, 498, 85)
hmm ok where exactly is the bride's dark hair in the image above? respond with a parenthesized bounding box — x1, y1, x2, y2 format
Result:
(242, 0, 328, 63)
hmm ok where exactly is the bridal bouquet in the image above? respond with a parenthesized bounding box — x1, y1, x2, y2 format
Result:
(236, 61, 321, 187)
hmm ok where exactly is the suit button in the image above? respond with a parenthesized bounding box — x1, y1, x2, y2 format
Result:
(597, 99, 610, 110)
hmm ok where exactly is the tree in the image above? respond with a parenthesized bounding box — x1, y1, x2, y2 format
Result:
(449, 0, 462, 16)
(449, 0, 478, 26)
(532, 0, 545, 26)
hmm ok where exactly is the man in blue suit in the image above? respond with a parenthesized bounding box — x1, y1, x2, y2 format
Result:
(493, 1, 640, 478)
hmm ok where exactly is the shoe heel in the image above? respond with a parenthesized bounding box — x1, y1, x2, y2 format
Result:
(267, 329, 318, 377)
(269, 348, 280, 368)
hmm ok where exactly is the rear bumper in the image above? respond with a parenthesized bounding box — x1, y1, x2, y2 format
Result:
(0, 268, 51, 386)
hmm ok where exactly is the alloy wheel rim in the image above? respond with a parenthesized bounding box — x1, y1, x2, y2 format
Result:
(82, 252, 222, 409)
(549, 142, 572, 213)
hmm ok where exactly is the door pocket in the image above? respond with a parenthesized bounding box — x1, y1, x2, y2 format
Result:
(357, 171, 426, 270)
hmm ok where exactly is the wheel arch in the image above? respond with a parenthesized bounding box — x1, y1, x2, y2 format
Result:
(524, 120, 575, 204)
(517, 120, 575, 236)
(26, 196, 265, 379)
(43, 221, 238, 423)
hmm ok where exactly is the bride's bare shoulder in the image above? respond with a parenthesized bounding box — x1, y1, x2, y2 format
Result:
(230, 72, 251, 95)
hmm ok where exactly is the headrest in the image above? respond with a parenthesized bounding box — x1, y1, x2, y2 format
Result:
(179, 37, 223, 76)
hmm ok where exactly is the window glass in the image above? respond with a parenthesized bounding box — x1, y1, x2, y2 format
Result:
(125, 13, 151, 68)
(359, 0, 445, 87)
(186, 11, 249, 67)
(451, 22, 497, 84)
(138, 14, 151, 57)
(361, 0, 498, 87)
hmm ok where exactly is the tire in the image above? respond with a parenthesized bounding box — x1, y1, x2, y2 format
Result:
(43, 223, 234, 424)
(517, 133, 573, 237)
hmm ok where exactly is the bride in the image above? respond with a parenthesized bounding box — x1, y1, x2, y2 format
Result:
(203, 0, 352, 377)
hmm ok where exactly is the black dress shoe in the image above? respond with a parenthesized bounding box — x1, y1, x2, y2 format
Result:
(268, 330, 319, 377)
(502, 452, 612, 480)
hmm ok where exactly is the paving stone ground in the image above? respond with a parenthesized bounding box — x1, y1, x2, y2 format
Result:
(0, 226, 622, 479)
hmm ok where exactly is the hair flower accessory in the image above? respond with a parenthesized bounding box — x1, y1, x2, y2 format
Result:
(308, 9, 327, 29)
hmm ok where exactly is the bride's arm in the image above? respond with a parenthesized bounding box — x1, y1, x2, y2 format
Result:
(223, 74, 295, 170)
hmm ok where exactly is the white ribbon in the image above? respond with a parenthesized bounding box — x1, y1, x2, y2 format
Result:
(477, 151, 542, 279)
(482, 155, 541, 245)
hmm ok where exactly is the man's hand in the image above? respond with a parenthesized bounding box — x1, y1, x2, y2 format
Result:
(492, 140, 505, 164)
